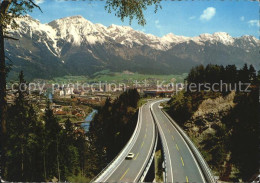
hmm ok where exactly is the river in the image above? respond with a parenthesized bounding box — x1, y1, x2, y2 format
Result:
(81, 109, 98, 132)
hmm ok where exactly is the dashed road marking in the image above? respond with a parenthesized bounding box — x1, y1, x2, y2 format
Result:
(141, 141, 144, 148)
(120, 168, 129, 180)
(134, 153, 139, 160)
(176, 144, 179, 151)
(181, 157, 185, 166)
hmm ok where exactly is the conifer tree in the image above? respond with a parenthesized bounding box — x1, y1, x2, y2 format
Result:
(25, 104, 44, 181)
(59, 118, 79, 180)
(248, 64, 257, 82)
(74, 126, 86, 177)
(225, 65, 237, 84)
(5, 71, 43, 181)
(1, 3, 41, 175)
(238, 64, 250, 83)
(43, 100, 61, 181)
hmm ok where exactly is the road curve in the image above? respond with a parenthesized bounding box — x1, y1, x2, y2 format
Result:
(152, 100, 206, 183)
(104, 100, 156, 182)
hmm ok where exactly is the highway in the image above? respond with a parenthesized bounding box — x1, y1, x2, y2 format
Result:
(93, 99, 213, 183)
(152, 100, 206, 183)
(104, 100, 156, 182)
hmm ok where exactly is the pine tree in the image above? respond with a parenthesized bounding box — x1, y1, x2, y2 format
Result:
(238, 64, 250, 83)
(187, 67, 196, 83)
(1, 3, 41, 176)
(225, 65, 237, 84)
(59, 118, 79, 180)
(5, 71, 28, 181)
(43, 100, 61, 181)
(5, 71, 44, 181)
(25, 104, 45, 181)
(248, 64, 256, 83)
(74, 126, 86, 177)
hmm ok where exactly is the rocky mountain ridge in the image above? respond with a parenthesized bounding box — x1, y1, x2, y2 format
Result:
(5, 15, 260, 80)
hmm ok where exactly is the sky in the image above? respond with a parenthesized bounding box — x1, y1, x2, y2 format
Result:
(30, 0, 259, 38)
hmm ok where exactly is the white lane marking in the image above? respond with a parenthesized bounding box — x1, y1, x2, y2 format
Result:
(151, 101, 174, 183)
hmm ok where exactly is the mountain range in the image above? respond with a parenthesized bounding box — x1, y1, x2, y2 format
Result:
(5, 15, 260, 80)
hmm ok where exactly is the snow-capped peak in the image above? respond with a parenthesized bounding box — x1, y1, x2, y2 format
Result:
(7, 15, 259, 53)
(48, 15, 103, 46)
(241, 35, 259, 43)
(108, 24, 133, 33)
(191, 32, 234, 45)
(161, 33, 189, 44)
(5, 15, 260, 79)
(212, 32, 234, 45)
(49, 15, 93, 27)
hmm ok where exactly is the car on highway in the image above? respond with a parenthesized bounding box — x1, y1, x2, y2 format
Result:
(125, 153, 135, 159)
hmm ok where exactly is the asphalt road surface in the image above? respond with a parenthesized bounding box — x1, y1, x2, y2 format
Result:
(105, 100, 156, 182)
(152, 101, 206, 183)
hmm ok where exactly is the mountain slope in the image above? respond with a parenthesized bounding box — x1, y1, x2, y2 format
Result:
(5, 15, 260, 80)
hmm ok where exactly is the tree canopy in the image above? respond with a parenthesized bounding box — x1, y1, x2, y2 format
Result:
(105, 0, 161, 25)
(0, 0, 41, 33)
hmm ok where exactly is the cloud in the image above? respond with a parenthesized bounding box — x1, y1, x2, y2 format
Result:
(35, 0, 45, 4)
(248, 20, 260, 27)
(240, 16, 245, 21)
(200, 7, 216, 21)
(189, 16, 196, 20)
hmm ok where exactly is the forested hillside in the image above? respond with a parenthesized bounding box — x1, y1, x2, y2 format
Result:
(3, 70, 140, 181)
(4, 72, 86, 182)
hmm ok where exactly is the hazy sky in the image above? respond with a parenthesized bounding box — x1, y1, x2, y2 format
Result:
(30, 0, 259, 38)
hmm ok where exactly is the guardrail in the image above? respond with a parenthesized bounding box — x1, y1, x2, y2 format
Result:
(162, 110, 216, 183)
(91, 107, 142, 182)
